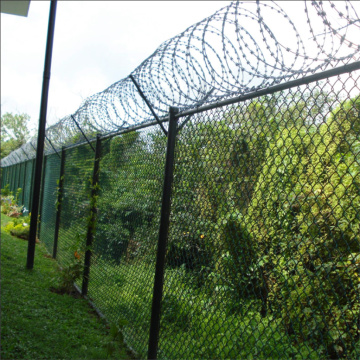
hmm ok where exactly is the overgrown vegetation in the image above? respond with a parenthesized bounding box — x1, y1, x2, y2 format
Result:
(1, 185, 31, 239)
(2, 88, 359, 359)
(0, 112, 31, 159)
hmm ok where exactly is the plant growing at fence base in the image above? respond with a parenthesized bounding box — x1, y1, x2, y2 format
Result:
(102, 318, 129, 357)
(52, 233, 84, 294)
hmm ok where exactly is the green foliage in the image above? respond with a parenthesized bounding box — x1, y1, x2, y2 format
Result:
(1, 112, 31, 159)
(96, 130, 165, 262)
(4, 214, 31, 239)
(243, 95, 360, 357)
(1, 187, 24, 217)
(53, 233, 84, 294)
(103, 318, 129, 357)
(1, 184, 11, 196)
(14, 85, 358, 358)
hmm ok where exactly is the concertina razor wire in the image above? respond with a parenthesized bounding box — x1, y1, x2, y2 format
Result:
(1, 0, 360, 167)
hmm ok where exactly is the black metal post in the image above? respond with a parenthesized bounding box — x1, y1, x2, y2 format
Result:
(29, 159, 36, 212)
(82, 135, 101, 296)
(22, 161, 27, 205)
(11, 164, 16, 193)
(17, 163, 22, 190)
(37, 156, 47, 237)
(53, 147, 66, 259)
(15, 164, 20, 192)
(13, 164, 17, 192)
(9, 165, 14, 192)
(148, 106, 179, 360)
(27, 0, 57, 269)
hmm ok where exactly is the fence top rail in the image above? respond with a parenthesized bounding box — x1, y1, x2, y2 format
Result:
(1, 0, 360, 166)
(175, 61, 360, 119)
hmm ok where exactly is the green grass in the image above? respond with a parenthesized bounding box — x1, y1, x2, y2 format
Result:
(0, 213, 131, 360)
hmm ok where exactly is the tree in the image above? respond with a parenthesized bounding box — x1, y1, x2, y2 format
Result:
(1, 112, 31, 159)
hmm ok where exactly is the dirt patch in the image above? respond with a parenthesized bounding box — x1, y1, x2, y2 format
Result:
(49, 286, 82, 299)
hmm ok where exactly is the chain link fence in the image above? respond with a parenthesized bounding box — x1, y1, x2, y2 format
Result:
(1, 1, 360, 358)
(1, 69, 359, 359)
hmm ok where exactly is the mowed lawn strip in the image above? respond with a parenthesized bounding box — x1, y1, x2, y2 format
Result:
(0, 214, 130, 360)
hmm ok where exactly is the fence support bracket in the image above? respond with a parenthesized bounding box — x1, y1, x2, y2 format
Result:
(70, 115, 96, 152)
(45, 135, 61, 158)
(129, 74, 168, 136)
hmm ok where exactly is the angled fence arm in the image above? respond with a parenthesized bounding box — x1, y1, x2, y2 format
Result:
(21, 147, 30, 160)
(45, 135, 61, 158)
(30, 142, 37, 152)
(129, 74, 168, 136)
(70, 115, 96, 152)
(14, 152, 22, 163)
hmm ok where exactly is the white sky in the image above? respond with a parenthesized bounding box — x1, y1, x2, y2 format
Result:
(1, 1, 227, 133)
(1, 1, 359, 136)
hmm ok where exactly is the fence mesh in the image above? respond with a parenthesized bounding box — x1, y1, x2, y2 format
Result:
(18, 163, 25, 202)
(1, 167, 9, 190)
(86, 126, 167, 358)
(39, 153, 61, 253)
(157, 73, 360, 359)
(22, 160, 34, 212)
(0, 0, 359, 357)
(0, 70, 359, 360)
(56, 145, 94, 279)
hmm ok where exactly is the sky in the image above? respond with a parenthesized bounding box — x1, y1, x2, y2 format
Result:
(1, 1, 359, 136)
(1, 1, 227, 133)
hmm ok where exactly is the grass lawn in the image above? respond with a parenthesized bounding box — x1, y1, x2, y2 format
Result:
(0, 213, 131, 360)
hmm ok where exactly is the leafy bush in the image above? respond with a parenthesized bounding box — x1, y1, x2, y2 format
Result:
(1, 187, 23, 217)
(52, 233, 85, 294)
(4, 214, 31, 240)
(1, 184, 11, 196)
(243, 95, 360, 357)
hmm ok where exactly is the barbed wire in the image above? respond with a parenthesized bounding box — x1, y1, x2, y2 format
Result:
(2, 0, 360, 166)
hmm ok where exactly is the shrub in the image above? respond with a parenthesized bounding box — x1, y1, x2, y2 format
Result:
(1, 187, 23, 217)
(244, 96, 360, 357)
(4, 214, 31, 240)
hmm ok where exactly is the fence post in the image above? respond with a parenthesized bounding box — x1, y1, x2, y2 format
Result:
(29, 159, 36, 212)
(17, 163, 22, 191)
(13, 164, 19, 193)
(10, 164, 15, 193)
(37, 155, 47, 238)
(53, 147, 66, 259)
(22, 161, 27, 205)
(148, 106, 179, 360)
(81, 135, 101, 296)
(26, 0, 57, 270)
(9, 166, 13, 191)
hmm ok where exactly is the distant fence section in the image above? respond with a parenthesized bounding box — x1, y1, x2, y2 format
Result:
(1, 1, 360, 359)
